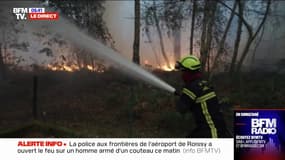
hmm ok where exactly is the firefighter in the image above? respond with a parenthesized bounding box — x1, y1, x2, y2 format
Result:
(175, 55, 231, 138)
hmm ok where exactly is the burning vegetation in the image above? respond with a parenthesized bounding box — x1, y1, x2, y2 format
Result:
(160, 64, 175, 72)
(46, 63, 105, 73)
(47, 58, 174, 73)
(143, 60, 175, 72)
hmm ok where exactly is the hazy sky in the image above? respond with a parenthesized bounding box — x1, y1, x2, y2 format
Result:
(103, 1, 285, 69)
(104, 1, 190, 67)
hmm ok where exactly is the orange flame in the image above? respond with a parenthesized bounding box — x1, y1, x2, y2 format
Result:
(47, 63, 105, 73)
(160, 63, 175, 71)
(143, 59, 175, 71)
(86, 65, 94, 71)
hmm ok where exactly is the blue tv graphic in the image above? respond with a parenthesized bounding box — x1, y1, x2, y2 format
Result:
(234, 109, 285, 160)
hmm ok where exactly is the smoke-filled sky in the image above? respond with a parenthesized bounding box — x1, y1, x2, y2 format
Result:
(104, 1, 190, 67)
(103, 1, 285, 69)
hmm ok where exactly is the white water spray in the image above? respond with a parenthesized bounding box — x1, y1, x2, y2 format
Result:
(29, 14, 175, 93)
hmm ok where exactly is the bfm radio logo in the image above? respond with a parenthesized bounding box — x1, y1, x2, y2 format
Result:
(251, 118, 277, 135)
(13, 7, 58, 20)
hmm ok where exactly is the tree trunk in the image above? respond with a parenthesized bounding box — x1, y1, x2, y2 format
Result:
(250, 25, 265, 68)
(0, 43, 6, 80)
(153, 0, 171, 68)
(190, 0, 197, 55)
(171, 2, 183, 62)
(236, 0, 271, 73)
(205, 1, 217, 69)
(173, 28, 181, 61)
(132, 0, 140, 64)
(229, 0, 244, 75)
(200, 0, 218, 72)
(211, 0, 237, 72)
(200, 1, 210, 72)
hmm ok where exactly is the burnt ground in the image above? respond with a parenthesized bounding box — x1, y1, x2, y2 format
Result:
(0, 69, 284, 138)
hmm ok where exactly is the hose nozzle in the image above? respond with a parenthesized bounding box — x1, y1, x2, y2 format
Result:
(174, 90, 180, 96)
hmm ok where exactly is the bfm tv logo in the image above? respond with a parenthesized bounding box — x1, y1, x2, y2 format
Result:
(251, 118, 277, 135)
(13, 8, 58, 20)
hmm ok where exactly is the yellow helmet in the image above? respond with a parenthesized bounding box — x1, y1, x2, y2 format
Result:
(175, 55, 201, 71)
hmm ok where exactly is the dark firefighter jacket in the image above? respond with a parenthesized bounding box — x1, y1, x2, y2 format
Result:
(177, 77, 230, 138)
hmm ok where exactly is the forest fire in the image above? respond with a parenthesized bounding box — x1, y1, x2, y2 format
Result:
(144, 59, 175, 71)
(46, 63, 105, 73)
(160, 64, 175, 71)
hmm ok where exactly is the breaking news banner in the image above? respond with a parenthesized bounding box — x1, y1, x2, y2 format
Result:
(234, 109, 285, 160)
(0, 138, 233, 160)
(12, 7, 59, 20)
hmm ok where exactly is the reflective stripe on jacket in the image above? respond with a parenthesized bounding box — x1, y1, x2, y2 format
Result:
(177, 78, 222, 138)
